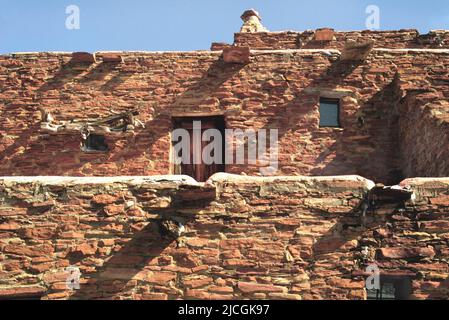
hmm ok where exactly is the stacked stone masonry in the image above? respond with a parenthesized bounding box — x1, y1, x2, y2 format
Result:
(1, 30, 449, 183)
(0, 174, 448, 300)
(1, 21, 449, 300)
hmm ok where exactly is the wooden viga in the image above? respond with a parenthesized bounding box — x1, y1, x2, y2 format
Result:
(39, 108, 145, 135)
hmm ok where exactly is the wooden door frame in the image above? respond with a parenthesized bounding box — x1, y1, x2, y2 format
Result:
(171, 115, 226, 181)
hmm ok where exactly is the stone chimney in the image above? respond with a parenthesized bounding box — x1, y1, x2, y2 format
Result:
(240, 9, 268, 33)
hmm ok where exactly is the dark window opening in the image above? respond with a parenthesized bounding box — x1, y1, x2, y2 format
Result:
(367, 276, 412, 300)
(82, 134, 109, 153)
(319, 98, 341, 128)
(172, 116, 225, 182)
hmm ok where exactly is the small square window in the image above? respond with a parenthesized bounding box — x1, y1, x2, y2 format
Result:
(367, 277, 412, 300)
(319, 98, 341, 128)
(81, 134, 109, 153)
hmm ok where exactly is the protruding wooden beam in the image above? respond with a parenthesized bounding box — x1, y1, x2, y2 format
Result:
(223, 46, 251, 64)
(71, 52, 97, 63)
(340, 40, 374, 61)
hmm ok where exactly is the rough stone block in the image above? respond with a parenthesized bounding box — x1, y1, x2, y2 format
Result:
(378, 247, 436, 260)
(314, 28, 335, 41)
(223, 46, 250, 64)
(71, 52, 96, 63)
(100, 53, 123, 63)
(341, 41, 374, 61)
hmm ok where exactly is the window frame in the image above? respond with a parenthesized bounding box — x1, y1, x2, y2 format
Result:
(367, 276, 412, 300)
(319, 98, 341, 128)
(171, 116, 226, 182)
(81, 134, 109, 153)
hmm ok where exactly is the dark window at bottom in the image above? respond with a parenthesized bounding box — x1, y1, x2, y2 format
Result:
(367, 277, 412, 300)
(82, 134, 109, 152)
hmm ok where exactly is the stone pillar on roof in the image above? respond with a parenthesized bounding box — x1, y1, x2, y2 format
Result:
(240, 9, 268, 33)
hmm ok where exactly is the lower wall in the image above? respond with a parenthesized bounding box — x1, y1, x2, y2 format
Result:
(0, 174, 448, 300)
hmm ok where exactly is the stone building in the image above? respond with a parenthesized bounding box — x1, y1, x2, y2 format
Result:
(0, 10, 448, 300)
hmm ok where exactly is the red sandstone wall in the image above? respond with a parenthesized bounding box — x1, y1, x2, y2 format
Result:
(398, 95, 449, 178)
(1, 42, 449, 182)
(0, 174, 448, 300)
(233, 30, 449, 50)
(0, 49, 400, 182)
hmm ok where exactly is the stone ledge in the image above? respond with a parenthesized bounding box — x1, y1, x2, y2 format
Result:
(0, 175, 199, 186)
(208, 173, 376, 190)
(400, 178, 449, 203)
(400, 177, 449, 187)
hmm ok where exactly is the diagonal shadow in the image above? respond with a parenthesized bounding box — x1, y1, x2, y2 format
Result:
(36, 60, 92, 95)
(69, 220, 175, 300)
(170, 58, 246, 110)
(309, 77, 404, 185)
(68, 186, 217, 300)
(256, 56, 403, 184)
(105, 58, 247, 169)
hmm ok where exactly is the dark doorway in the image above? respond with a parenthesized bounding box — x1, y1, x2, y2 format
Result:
(172, 116, 225, 182)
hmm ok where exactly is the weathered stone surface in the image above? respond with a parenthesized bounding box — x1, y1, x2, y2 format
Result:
(0, 286, 46, 299)
(430, 195, 449, 206)
(99, 52, 123, 63)
(222, 46, 251, 64)
(71, 52, 96, 63)
(1, 42, 449, 182)
(378, 247, 436, 260)
(104, 204, 125, 216)
(238, 282, 287, 294)
(1, 14, 449, 301)
(71, 243, 97, 256)
(314, 28, 335, 41)
(0, 175, 447, 300)
(92, 194, 118, 205)
(341, 41, 374, 61)
(419, 220, 449, 233)
(234, 29, 449, 50)
(328, 278, 365, 289)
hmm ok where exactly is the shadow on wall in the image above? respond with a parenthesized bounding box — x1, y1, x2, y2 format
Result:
(0, 55, 248, 177)
(251, 56, 403, 184)
(428, 278, 449, 300)
(308, 187, 435, 300)
(0, 58, 169, 175)
(67, 185, 216, 300)
(308, 77, 404, 184)
(119, 55, 400, 183)
(69, 221, 175, 300)
(0, 52, 406, 182)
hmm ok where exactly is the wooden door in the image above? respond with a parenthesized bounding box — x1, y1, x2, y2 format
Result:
(172, 116, 225, 182)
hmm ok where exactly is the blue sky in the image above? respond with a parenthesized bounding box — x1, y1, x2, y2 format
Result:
(1, 0, 449, 53)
